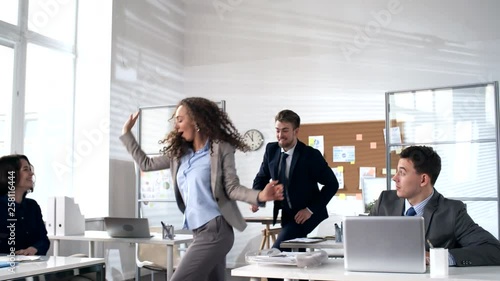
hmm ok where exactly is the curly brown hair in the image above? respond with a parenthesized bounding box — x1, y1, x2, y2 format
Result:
(159, 97, 249, 158)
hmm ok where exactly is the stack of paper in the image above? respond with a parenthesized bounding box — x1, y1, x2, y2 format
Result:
(0, 255, 41, 262)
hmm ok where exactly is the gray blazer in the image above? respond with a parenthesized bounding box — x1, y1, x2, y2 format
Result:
(120, 132, 260, 231)
(370, 189, 500, 266)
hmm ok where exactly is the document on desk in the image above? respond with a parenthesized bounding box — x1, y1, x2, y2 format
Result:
(284, 237, 325, 243)
(0, 255, 41, 262)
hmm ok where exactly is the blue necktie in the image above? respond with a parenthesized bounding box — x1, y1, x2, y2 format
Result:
(406, 207, 416, 216)
(279, 152, 292, 209)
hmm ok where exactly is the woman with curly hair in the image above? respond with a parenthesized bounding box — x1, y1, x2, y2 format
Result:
(120, 97, 283, 281)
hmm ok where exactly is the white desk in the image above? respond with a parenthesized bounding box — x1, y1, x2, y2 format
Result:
(281, 240, 344, 257)
(49, 231, 193, 281)
(0, 256, 105, 281)
(232, 259, 500, 281)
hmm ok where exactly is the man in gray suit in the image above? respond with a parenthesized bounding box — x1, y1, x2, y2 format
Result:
(370, 145, 500, 266)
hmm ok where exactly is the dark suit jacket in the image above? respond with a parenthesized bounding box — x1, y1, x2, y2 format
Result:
(370, 189, 500, 266)
(253, 140, 339, 232)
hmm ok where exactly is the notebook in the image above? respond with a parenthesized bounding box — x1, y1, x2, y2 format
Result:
(343, 216, 426, 273)
(104, 217, 153, 238)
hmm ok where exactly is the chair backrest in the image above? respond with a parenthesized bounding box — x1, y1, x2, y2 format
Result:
(136, 227, 191, 271)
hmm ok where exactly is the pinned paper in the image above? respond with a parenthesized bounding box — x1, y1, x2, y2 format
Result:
(333, 146, 355, 162)
(356, 134, 363, 141)
(338, 194, 346, 200)
(370, 142, 377, 149)
(308, 136, 324, 156)
(359, 167, 376, 189)
(391, 169, 397, 175)
(331, 167, 344, 189)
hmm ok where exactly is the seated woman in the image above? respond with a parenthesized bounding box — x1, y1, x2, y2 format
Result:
(0, 154, 50, 255)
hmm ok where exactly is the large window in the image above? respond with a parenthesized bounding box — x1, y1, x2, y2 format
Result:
(0, 44, 14, 156)
(0, 0, 77, 208)
(0, 1, 18, 25)
(386, 83, 500, 238)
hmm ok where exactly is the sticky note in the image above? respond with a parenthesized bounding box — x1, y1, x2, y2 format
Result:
(355, 193, 362, 200)
(370, 142, 377, 149)
(350, 161, 355, 165)
(338, 194, 346, 200)
(382, 168, 387, 174)
(356, 134, 363, 141)
(337, 166, 344, 172)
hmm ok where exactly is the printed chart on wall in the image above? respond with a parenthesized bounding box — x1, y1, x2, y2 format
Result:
(140, 168, 176, 207)
(333, 146, 355, 163)
(308, 135, 325, 156)
(331, 166, 345, 189)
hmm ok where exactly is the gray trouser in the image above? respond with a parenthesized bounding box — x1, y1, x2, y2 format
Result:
(170, 216, 234, 281)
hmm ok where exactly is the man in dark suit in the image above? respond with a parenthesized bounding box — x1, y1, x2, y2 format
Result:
(370, 145, 500, 266)
(252, 109, 339, 251)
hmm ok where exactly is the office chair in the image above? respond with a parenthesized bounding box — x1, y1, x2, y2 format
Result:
(135, 227, 191, 281)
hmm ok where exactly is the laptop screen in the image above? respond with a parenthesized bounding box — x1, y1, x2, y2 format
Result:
(104, 217, 153, 238)
(343, 216, 426, 273)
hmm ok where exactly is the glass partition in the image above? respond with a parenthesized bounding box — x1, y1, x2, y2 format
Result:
(385, 82, 499, 238)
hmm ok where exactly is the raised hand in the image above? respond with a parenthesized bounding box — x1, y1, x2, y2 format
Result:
(122, 111, 140, 135)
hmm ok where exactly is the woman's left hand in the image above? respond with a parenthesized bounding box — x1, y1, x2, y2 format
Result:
(258, 180, 284, 202)
(15, 246, 38, 256)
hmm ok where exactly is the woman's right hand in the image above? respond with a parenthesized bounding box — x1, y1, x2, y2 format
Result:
(122, 111, 140, 135)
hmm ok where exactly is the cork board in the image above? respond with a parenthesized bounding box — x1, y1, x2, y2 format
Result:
(299, 120, 399, 194)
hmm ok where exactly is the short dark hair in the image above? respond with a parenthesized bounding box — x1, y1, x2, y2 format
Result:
(0, 154, 33, 196)
(275, 110, 300, 129)
(400, 146, 441, 185)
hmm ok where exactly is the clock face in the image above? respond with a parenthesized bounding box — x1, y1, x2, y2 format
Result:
(243, 129, 265, 151)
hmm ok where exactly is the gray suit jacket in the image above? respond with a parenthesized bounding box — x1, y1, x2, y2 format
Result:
(370, 189, 500, 266)
(120, 132, 260, 232)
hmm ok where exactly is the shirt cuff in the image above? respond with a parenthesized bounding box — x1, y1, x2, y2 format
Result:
(448, 253, 456, 266)
(306, 207, 313, 214)
(256, 193, 266, 207)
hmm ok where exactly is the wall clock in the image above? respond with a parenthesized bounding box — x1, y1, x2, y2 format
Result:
(243, 129, 264, 151)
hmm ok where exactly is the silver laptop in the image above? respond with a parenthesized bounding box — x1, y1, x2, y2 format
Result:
(343, 216, 426, 273)
(104, 217, 153, 238)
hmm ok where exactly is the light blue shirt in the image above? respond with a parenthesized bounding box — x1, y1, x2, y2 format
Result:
(405, 189, 456, 266)
(177, 140, 221, 230)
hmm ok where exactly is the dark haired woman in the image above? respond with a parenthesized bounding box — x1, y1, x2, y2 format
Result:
(0, 154, 50, 255)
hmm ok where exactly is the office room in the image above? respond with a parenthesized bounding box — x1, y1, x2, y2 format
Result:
(1, 0, 500, 280)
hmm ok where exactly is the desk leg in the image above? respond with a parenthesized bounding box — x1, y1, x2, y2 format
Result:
(53, 240, 60, 256)
(259, 230, 267, 250)
(265, 224, 271, 249)
(166, 245, 174, 281)
(88, 241, 95, 258)
(96, 263, 106, 281)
